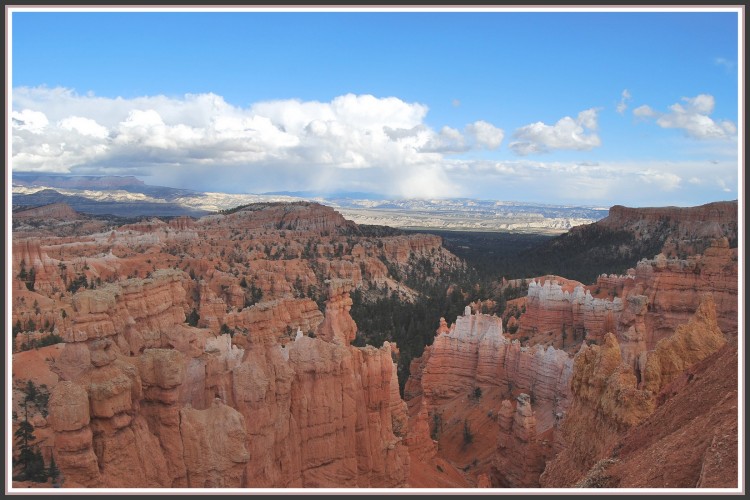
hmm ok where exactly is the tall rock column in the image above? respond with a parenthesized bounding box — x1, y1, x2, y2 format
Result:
(316, 279, 357, 345)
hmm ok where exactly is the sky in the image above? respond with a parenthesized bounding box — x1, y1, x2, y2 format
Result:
(8, 7, 743, 207)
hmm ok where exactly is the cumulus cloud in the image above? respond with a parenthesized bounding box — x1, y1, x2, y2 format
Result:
(509, 108, 601, 155)
(633, 105, 656, 118)
(11, 86, 737, 204)
(616, 89, 632, 114)
(634, 94, 737, 140)
(59, 116, 109, 138)
(11, 87, 508, 197)
(418, 121, 504, 153)
(466, 120, 504, 149)
(12, 109, 49, 133)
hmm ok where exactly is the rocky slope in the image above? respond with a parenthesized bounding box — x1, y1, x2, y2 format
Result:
(540, 295, 733, 487)
(13, 202, 82, 220)
(406, 248, 737, 489)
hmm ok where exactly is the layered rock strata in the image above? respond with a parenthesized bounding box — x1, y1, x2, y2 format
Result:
(517, 239, 737, 371)
(405, 307, 572, 487)
(540, 295, 729, 487)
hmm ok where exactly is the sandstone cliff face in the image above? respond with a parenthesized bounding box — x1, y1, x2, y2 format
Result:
(48, 381, 102, 487)
(11, 238, 66, 295)
(315, 280, 357, 345)
(539, 333, 654, 487)
(540, 295, 730, 487)
(599, 201, 737, 240)
(179, 402, 250, 487)
(65, 269, 189, 357)
(642, 294, 726, 393)
(405, 307, 572, 487)
(492, 394, 554, 488)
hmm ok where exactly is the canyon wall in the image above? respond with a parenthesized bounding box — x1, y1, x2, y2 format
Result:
(405, 307, 573, 487)
(517, 238, 737, 372)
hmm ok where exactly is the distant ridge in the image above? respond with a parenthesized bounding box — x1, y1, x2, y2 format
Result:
(13, 202, 82, 220)
(516, 200, 738, 283)
(12, 188, 209, 218)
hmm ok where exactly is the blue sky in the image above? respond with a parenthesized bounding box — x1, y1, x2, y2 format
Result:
(9, 7, 742, 206)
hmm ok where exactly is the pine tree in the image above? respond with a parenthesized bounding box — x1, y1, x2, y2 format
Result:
(14, 390, 50, 483)
(185, 308, 200, 327)
(25, 380, 38, 405)
(48, 454, 60, 484)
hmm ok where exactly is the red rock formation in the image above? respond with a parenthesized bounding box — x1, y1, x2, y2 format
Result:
(35, 215, 414, 488)
(48, 381, 102, 487)
(180, 401, 250, 487)
(599, 201, 737, 235)
(222, 202, 357, 233)
(492, 394, 555, 487)
(642, 294, 726, 393)
(316, 279, 357, 345)
(138, 348, 190, 486)
(405, 307, 573, 487)
(540, 295, 730, 487)
(226, 297, 324, 347)
(539, 333, 653, 487)
(516, 239, 737, 373)
(11, 238, 66, 294)
(65, 269, 188, 355)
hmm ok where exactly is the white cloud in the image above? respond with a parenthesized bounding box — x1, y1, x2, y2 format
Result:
(717, 179, 732, 192)
(635, 94, 737, 140)
(12, 109, 49, 133)
(59, 116, 109, 138)
(419, 126, 468, 153)
(11, 86, 738, 205)
(419, 120, 504, 153)
(616, 89, 632, 114)
(396, 165, 458, 198)
(637, 169, 681, 191)
(633, 105, 656, 118)
(509, 108, 601, 155)
(10, 87, 505, 197)
(466, 120, 504, 149)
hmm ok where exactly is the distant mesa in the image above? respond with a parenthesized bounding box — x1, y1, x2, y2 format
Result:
(13, 173, 147, 190)
(13, 202, 82, 221)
